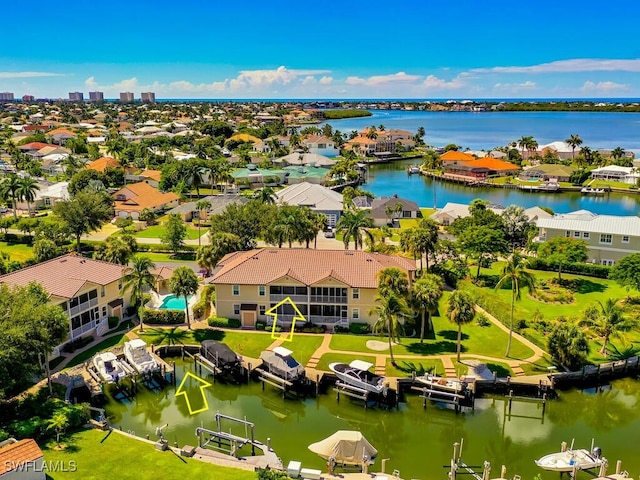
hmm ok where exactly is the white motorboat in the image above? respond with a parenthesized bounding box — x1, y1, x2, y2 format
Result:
(124, 339, 159, 374)
(535, 445, 604, 472)
(414, 373, 469, 395)
(407, 166, 421, 174)
(260, 346, 305, 382)
(93, 352, 132, 383)
(329, 360, 386, 395)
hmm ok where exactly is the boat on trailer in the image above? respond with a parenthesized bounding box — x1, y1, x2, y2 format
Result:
(329, 360, 386, 395)
(124, 339, 160, 374)
(535, 440, 604, 472)
(93, 351, 133, 383)
(259, 346, 305, 382)
(201, 340, 243, 375)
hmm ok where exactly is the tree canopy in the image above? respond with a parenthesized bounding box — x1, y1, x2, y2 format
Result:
(53, 191, 113, 252)
(537, 237, 588, 280)
(610, 253, 640, 293)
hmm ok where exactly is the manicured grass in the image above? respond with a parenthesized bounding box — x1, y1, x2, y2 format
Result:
(44, 428, 255, 480)
(385, 358, 443, 377)
(284, 334, 324, 366)
(459, 360, 514, 378)
(64, 334, 128, 369)
(519, 356, 555, 375)
(315, 353, 377, 372)
(140, 252, 196, 263)
(0, 241, 34, 262)
(589, 179, 635, 190)
(133, 224, 202, 240)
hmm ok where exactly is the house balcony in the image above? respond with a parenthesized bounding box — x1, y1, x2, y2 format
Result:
(269, 294, 308, 304)
(266, 314, 347, 325)
(310, 295, 348, 304)
(68, 297, 99, 317)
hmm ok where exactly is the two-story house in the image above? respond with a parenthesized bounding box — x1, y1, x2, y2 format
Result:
(113, 181, 179, 219)
(536, 210, 640, 265)
(210, 249, 416, 330)
(0, 254, 129, 355)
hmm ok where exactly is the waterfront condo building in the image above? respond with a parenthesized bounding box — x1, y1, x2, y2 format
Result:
(89, 91, 104, 102)
(68, 91, 84, 101)
(0, 254, 130, 355)
(536, 210, 640, 266)
(0, 92, 14, 101)
(210, 249, 416, 329)
(120, 91, 134, 103)
(141, 91, 156, 103)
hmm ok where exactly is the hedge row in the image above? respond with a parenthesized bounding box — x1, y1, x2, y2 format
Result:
(193, 285, 215, 319)
(527, 258, 611, 278)
(139, 308, 185, 325)
(207, 317, 241, 329)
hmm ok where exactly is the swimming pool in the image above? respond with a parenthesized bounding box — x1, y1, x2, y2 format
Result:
(158, 294, 191, 310)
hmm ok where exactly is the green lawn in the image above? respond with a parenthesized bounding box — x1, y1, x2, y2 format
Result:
(589, 179, 635, 190)
(64, 334, 128, 369)
(44, 428, 255, 480)
(315, 352, 377, 372)
(0, 241, 34, 262)
(133, 224, 203, 240)
(385, 358, 443, 377)
(284, 334, 324, 366)
(139, 252, 196, 263)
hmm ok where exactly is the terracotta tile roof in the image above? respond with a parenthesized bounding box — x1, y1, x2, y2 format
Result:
(465, 157, 519, 171)
(140, 169, 162, 182)
(0, 439, 44, 474)
(440, 150, 476, 162)
(228, 133, 261, 144)
(152, 266, 174, 280)
(48, 127, 76, 137)
(113, 182, 179, 213)
(0, 253, 124, 299)
(211, 249, 416, 289)
(18, 142, 54, 151)
(87, 157, 120, 172)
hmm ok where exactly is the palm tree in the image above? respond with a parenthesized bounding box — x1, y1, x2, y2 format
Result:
(369, 292, 410, 366)
(377, 267, 409, 298)
(97, 235, 137, 265)
(495, 252, 537, 357)
(17, 176, 40, 217)
(517, 136, 533, 158)
(611, 147, 626, 161)
(47, 411, 69, 447)
(335, 209, 374, 250)
(411, 274, 444, 342)
(195, 199, 211, 247)
(121, 256, 158, 332)
(0, 174, 22, 219)
(187, 162, 205, 198)
(565, 134, 583, 159)
(582, 298, 636, 356)
(253, 187, 276, 204)
(446, 290, 476, 362)
(169, 266, 199, 330)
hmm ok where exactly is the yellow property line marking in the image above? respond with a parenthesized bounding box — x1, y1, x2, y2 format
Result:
(175, 371, 212, 415)
(267, 297, 306, 342)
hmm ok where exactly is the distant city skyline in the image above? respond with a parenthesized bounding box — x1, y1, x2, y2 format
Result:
(2, 0, 640, 99)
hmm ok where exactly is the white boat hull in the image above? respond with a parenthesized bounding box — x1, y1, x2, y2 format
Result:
(329, 363, 385, 395)
(535, 449, 603, 472)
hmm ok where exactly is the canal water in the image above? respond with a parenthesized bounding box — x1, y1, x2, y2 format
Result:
(364, 159, 640, 215)
(105, 360, 640, 480)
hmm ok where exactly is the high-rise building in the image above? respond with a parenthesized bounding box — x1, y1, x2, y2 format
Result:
(68, 92, 84, 101)
(89, 91, 104, 102)
(119, 92, 134, 103)
(0, 92, 14, 101)
(140, 92, 156, 103)
(22, 95, 35, 102)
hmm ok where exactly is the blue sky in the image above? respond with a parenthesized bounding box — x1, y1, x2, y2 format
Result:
(2, 0, 640, 99)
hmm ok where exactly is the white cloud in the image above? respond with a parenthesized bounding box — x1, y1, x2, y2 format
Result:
(581, 80, 628, 92)
(346, 72, 421, 87)
(422, 75, 465, 90)
(301, 76, 316, 86)
(319, 76, 333, 85)
(473, 58, 640, 74)
(0, 71, 65, 78)
(493, 81, 536, 89)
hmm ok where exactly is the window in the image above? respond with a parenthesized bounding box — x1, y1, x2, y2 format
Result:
(352, 308, 359, 319)
(565, 231, 571, 238)
(102, 306, 107, 318)
(259, 305, 266, 316)
(352, 288, 360, 299)
(583, 232, 590, 239)
(622, 235, 630, 244)
(600, 234, 612, 244)
(101, 286, 105, 297)
(233, 304, 240, 315)
(259, 286, 266, 296)
(601, 259, 614, 266)
(573, 231, 580, 238)
(232, 285, 240, 296)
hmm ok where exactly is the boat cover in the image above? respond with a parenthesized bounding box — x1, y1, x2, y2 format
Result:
(308, 430, 378, 465)
(201, 340, 240, 365)
(260, 349, 305, 379)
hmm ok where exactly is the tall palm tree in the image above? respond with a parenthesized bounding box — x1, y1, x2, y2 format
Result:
(495, 253, 536, 357)
(253, 187, 276, 204)
(565, 134, 583, 159)
(517, 136, 533, 158)
(446, 290, 476, 362)
(611, 147, 626, 161)
(187, 162, 205, 198)
(195, 199, 211, 247)
(411, 274, 444, 342)
(581, 298, 636, 356)
(369, 292, 410, 366)
(377, 267, 409, 298)
(169, 266, 199, 330)
(121, 256, 158, 332)
(18, 176, 40, 217)
(335, 209, 374, 250)
(0, 174, 22, 219)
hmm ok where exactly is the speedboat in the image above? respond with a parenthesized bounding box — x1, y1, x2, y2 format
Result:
(535, 446, 603, 472)
(329, 360, 386, 394)
(201, 340, 242, 374)
(260, 346, 305, 382)
(407, 166, 421, 174)
(93, 351, 132, 383)
(414, 373, 469, 395)
(124, 339, 159, 374)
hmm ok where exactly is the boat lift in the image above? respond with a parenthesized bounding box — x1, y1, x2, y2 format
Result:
(195, 413, 258, 457)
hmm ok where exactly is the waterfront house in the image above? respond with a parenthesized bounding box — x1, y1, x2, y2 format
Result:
(443, 157, 520, 179)
(282, 165, 331, 185)
(0, 254, 130, 355)
(590, 165, 640, 185)
(432, 202, 551, 226)
(536, 210, 640, 265)
(276, 182, 343, 227)
(210, 249, 416, 329)
(538, 141, 576, 160)
(519, 164, 575, 182)
(439, 150, 476, 166)
(301, 135, 340, 157)
(0, 438, 45, 480)
(113, 182, 179, 219)
(277, 152, 337, 168)
(231, 166, 287, 189)
(370, 194, 420, 227)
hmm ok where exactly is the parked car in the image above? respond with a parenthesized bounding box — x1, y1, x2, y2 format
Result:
(324, 229, 335, 238)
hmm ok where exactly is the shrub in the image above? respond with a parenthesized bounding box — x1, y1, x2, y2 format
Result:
(255, 319, 267, 331)
(139, 308, 185, 325)
(527, 257, 610, 278)
(108, 317, 119, 329)
(476, 313, 490, 327)
(334, 325, 349, 333)
(193, 285, 215, 319)
(349, 322, 372, 334)
(294, 322, 326, 334)
(62, 336, 94, 353)
(207, 317, 241, 329)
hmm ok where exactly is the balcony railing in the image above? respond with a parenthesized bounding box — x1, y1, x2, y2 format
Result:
(71, 321, 96, 339)
(269, 294, 308, 303)
(68, 297, 99, 317)
(267, 314, 346, 325)
(309, 295, 348, 304)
